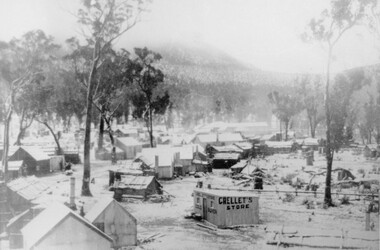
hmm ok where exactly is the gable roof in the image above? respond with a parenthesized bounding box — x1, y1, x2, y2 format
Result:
(16, 146, 50, 161)
(21, 203, 112, 248)
(118, 175, 162, 190)
(137, 148, 174, 167)
(211, 145, 243, 153)
(265, 141, 293, 148)
(213, 152, 240, 160)
(234, 142, 253, 150)
(85, 198, 136, 224)
(7, 176, 49, 202)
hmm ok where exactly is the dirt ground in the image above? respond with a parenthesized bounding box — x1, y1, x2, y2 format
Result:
(2, 149, 379, 249)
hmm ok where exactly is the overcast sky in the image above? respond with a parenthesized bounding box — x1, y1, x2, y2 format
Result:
(0, 0, 378, 74)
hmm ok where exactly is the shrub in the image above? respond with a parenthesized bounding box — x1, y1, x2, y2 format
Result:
(340, 195, 350, 205)
(282, 192, 295, 202)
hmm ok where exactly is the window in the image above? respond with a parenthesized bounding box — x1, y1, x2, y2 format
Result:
(197, 197, 200, 204)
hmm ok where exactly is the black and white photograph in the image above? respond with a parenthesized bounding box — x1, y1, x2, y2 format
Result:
(0, 0, 379, 249)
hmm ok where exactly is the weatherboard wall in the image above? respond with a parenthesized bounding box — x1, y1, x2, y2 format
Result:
(193, 189, 259, 228)
(90, 201, 137, 248)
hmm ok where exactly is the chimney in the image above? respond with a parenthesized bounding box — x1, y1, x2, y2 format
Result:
(70, 177, 77, 210)
(155, 155, 159, 168)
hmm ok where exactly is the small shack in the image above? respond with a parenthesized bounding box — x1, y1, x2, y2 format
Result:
(6, 176, 50, 213)
(193, 188, 259, 228)
(265, 141, 294, 154)
(21, 203, 112, 250)
(135, 148, 175, 179)
(212, 153, 240, 169)
(85, 198, 137, 249)
(8, 147, 51, 175)
(113, 175, 163, 200)
(7, 161, 24, 179)
(114, 128, 139, 138)
(6, 206, 44, 249)
(115, 137, 143, 159)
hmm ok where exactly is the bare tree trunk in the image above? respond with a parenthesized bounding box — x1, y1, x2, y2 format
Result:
(284, 120, 289, 141)
(324, 47, 334, 207)
(82, 46, 99, 197)
(37, 120, 63, 155)
(108, 129, 116, 164)
(2, 107, 13, 183)
(15, 110, 34, 146)
(97, 110, 104, 151)
(149, 107, 154, 148)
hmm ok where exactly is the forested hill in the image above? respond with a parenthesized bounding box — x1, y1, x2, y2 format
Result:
(151, 42, 296, 85)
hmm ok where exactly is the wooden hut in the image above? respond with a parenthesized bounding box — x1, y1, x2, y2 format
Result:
(85, 198, 137, 249)
(233, 142, 253, 159)
(265, 141, 294, 154)
(212, 153, 240, 169)
(113, 175, 162, 200)
(193, 188, 259, 228)
(8, 147, 51, 175)
(6, 206, 44, 249)
(7, 161, 24, 179)
(135, 148, 175, 179)
(21, 203, 112, 250)
(6, 176, 49, 213)
(115, 137, 143, 159)
(114, 127, 139, 138)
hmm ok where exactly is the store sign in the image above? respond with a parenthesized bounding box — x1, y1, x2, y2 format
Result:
(218, 197, 253, 210)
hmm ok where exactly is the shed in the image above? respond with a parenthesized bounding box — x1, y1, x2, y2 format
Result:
(135, 148, 175, 179)
(8, 161, 24, 179)
(114, 128, 139, 138)
(193, 188, 259, 228)
(6, 176, 50, 213)
(230, 160, 248, 174)
(6, 206, 44, 249)
(265, 141, 294, 154)
(8, 147, 51, 175)
(115, 137, 143, 159)
(21, 203, 112, 250)
(233, 142, 253, 159)
(85, 198, 137, 249)
(212, 153, 240, 169)
(114, 175, 162, 199)
(95, 146, 125, 161)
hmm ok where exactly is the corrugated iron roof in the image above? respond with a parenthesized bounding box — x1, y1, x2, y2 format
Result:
(231, 160, 248, 169)
(265, 141, 293, 148)
(234, 142, 253, 150)
(7, 176, 49, 202)
(118, 175, 161, 190)
(213, 153, 240, 160)
(212, 145, 243, 153)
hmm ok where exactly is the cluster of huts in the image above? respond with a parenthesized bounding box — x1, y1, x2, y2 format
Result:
(0, 146, 76, 180)
(0, 176, 137, 249)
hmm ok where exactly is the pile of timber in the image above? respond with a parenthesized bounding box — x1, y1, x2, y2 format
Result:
(265, 225, 379, 249)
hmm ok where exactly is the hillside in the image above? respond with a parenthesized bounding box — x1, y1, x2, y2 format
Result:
(151, 42, 296, 85)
